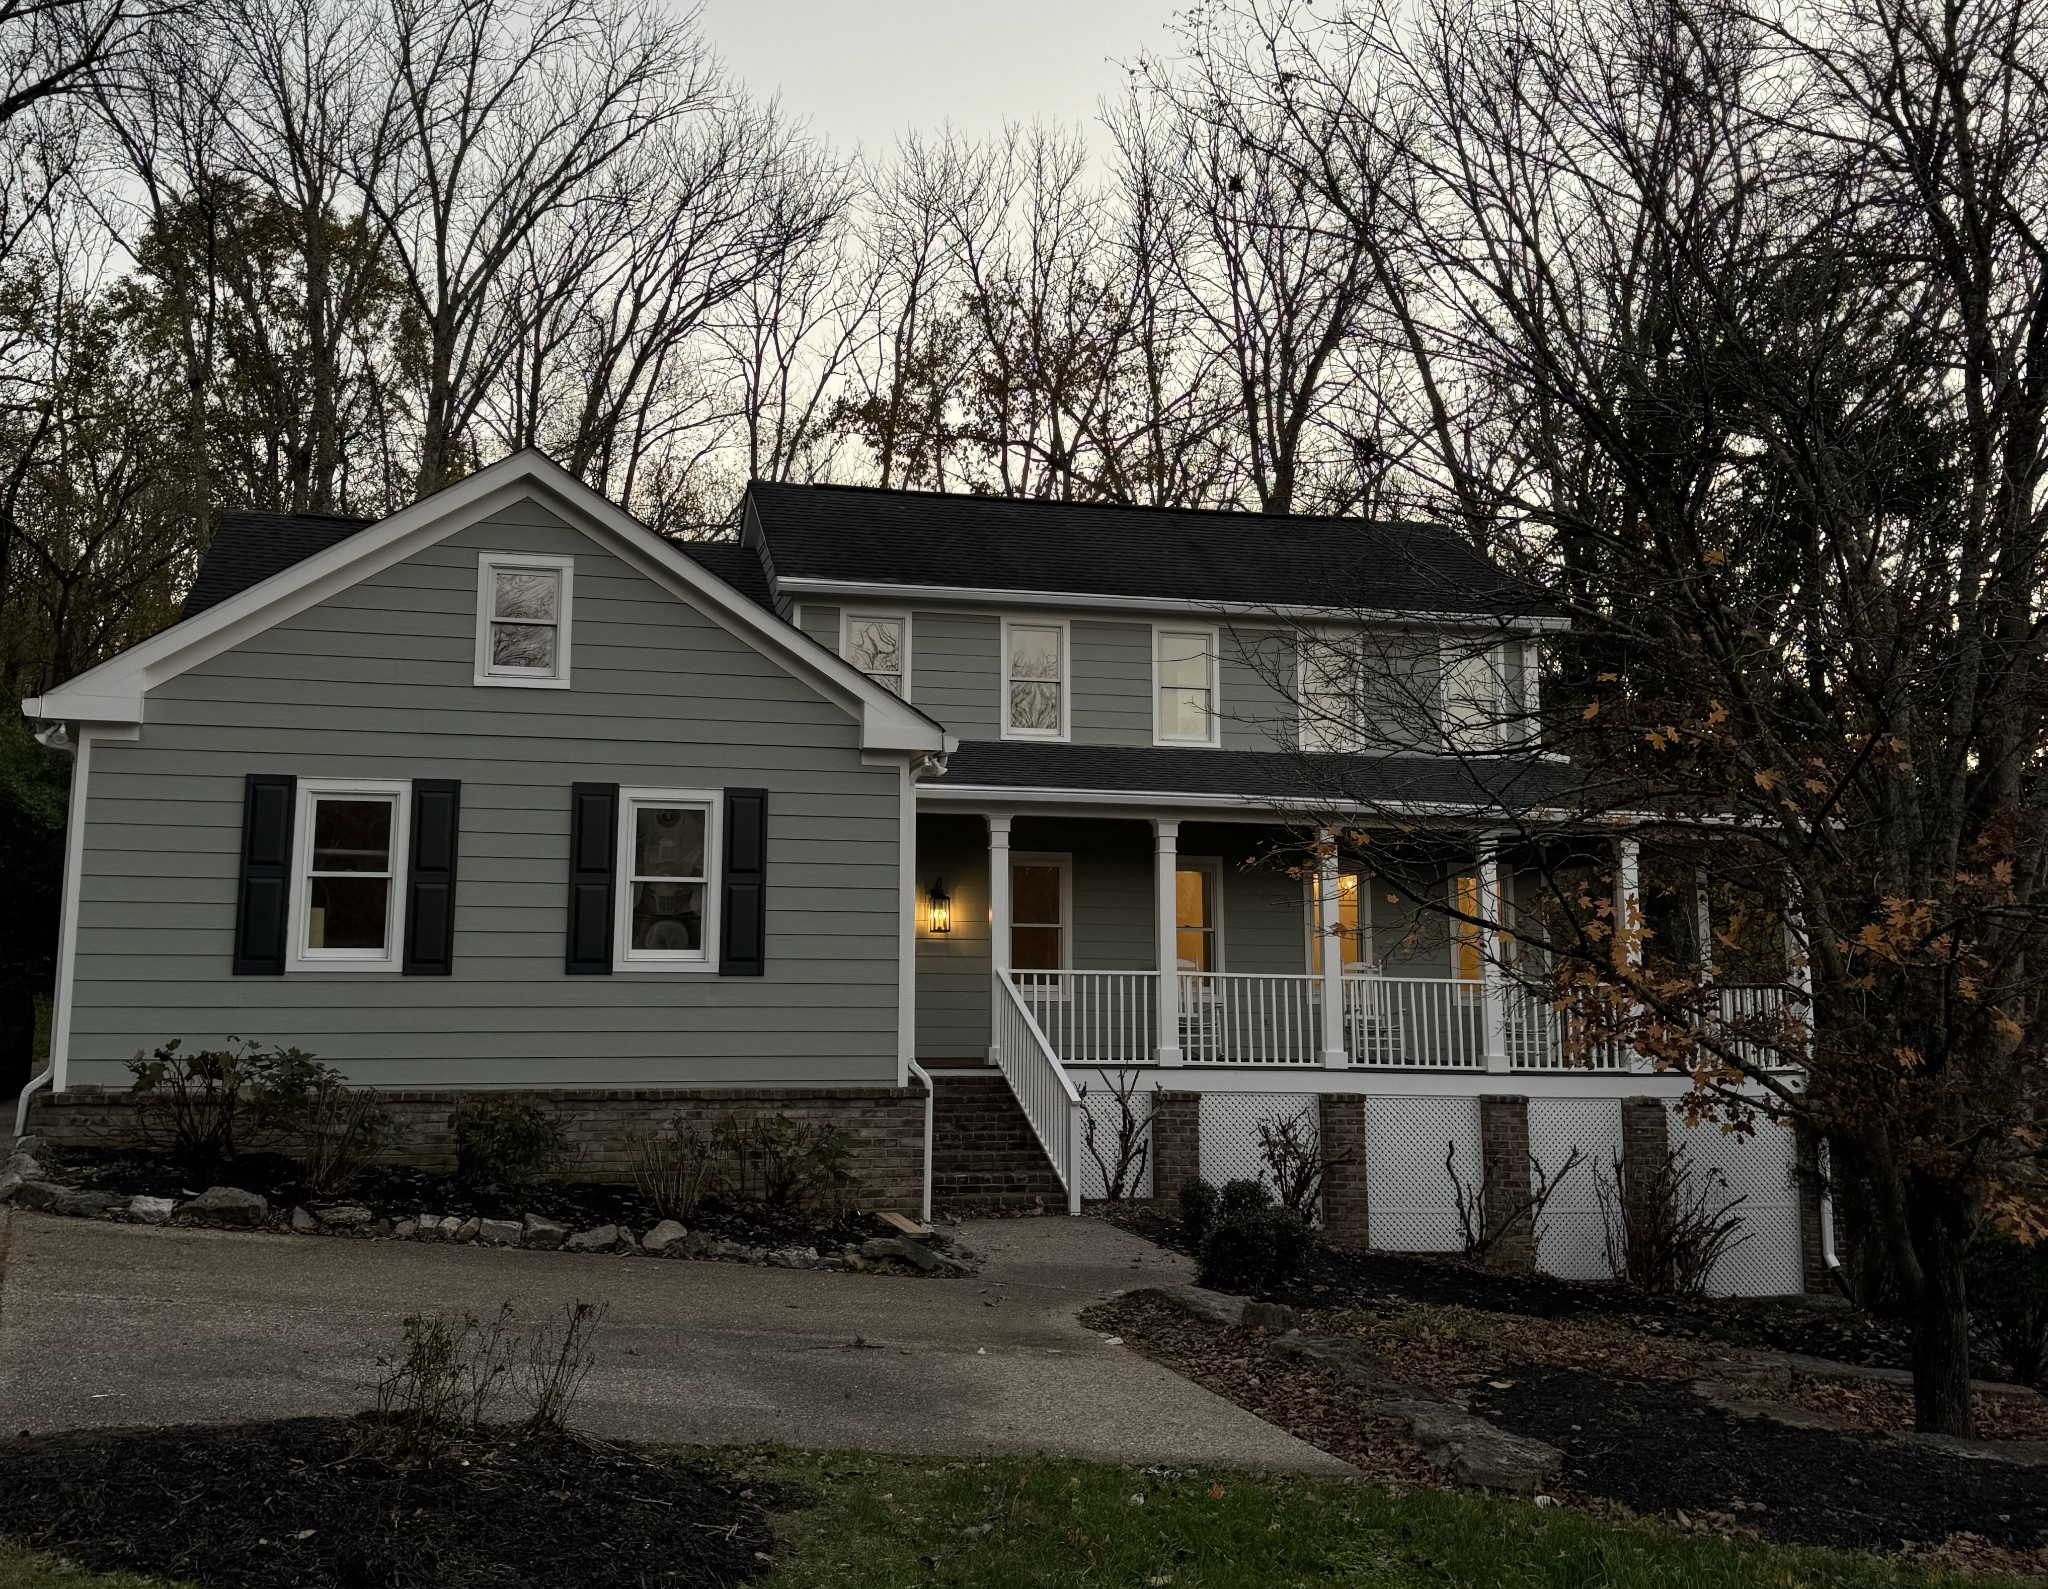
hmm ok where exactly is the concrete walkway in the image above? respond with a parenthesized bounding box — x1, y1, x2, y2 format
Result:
(0, 1210, 1347, 1473)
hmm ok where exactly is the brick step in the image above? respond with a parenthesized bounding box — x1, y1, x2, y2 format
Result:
(930, 1073, 1063, 1206)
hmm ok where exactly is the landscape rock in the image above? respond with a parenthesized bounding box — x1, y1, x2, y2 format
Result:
(678, 1230, 714, 1258)
(1241, 1300, 1298, 1332)
(617, 1227, 640, 1251)
(127, 1195, 177, 1225)
(414, 1213, 449, 1241)
(453, 1216, 481, 1244)
(1146, 1284, 1251, 1329)
(19, 1182, 122, 1218)
(521, 1213, 567, 1250)
(392, 1219, 419, 1240)
(477, 1218, 522, 1247)
(367, 1217, 394, 1238)
(314, 1205, 372, 1229)
(290, 1206, 318, 1233)
(180, 1186, 268, 1227)
(0, 1171, 26, 1203)
(642, 1220, 689, 1254)
(862, 1236, 940, 1272)
(767, 1246, 821, 1269)
(1383, 1397, 1563, 1495)
(706, 1238, 752, 1261)
(1269, 1331, 1406, 1391)
(562, 1224, 620, 1254)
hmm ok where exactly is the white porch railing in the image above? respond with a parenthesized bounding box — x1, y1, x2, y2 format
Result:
(1012, 971, 1158, 1066)
(1179, 972, 1323, 1065)
(990, 969, 1085, 1214)
(1502, 988, 1631, 1071)
(1345, 975, 1487, 1069)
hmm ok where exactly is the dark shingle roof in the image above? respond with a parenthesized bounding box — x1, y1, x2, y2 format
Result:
(746, 481, 1556, 617)
(180, 512, 776, 617)
(929, 740, 1585, 811)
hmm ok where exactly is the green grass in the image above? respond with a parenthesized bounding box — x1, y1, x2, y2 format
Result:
(0, 1448, 2020, 1589)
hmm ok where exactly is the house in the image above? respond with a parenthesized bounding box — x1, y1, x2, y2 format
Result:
(19, 452, 1824, 1292)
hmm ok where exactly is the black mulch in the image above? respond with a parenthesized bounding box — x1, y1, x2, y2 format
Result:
(0, 1416, 795, 1589)
(1103, 1205, 1916, 1370)
(1470, 1367, 2048, 1554)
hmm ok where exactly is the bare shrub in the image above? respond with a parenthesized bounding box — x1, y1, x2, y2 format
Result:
(714, 1114, 852, 1212)
(1258, 1108, 1338, 1221)
(1080, 1069, 1151, 1202)
(372, 1306, 518, 1462)
(634, 1121, 717, 1221)
(125, 1038, 323, 1167)
(294, 1079, 405, 1198)
(521, 1301, 607, 1433)
(1447, 1140, 1585, 1264)
(1600, 1148, 1751, 1296)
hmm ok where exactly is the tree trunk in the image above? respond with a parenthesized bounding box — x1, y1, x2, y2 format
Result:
(1906, 1180, 1975, 1437)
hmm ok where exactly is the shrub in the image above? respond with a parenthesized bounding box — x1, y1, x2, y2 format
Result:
(453, 1096, 567, 1196)
(1196, 1203, 1316, 1294)
(293, 1080, 405, 1198)
(370, 1299, 605, 1461)
(713, 1114, 852, 1213)
(634, 1121, 717, 1221)
(1257, 1110, 1331, 1220)
(126, 1038, 322, 1168)
(1967, 1227, 2048, 1387)
(1598, 1146, 1751, 1296)
(1218, 1176, 1274, 1220)
(1079, 1069, 1152, 1202)
(1180, 1178, 1220, 1246)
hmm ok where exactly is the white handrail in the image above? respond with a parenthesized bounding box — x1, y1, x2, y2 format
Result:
(990, 969, 1084, 1214)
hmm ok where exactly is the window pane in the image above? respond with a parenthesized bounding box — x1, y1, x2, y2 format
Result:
(1175, 926, 1212, 973)
(1158, 632, 1210, 687)
(635, 806, 706, 878)
(493, 569, 558, 622)
(1176, 868, 1212, 932)
(631, 880, 704, 952)
(491, 622, 556, 671)
(1160, 686, 1210, 739)
(1443, 652, 1497, 743)
(309, 876, 389, 949)
(848, 617, 902, 681)
(1012, 863, 1062, 926)
(1012, 924, 1062, 970)
(311, 799, 391, 873)
(1009, 626, 1061, 681)
(1009, 680, 1060, 732)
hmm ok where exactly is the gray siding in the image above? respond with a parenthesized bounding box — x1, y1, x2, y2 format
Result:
(915, 814, 992, 1060)
(796, 602, 838, 652)
(1069, 621, 1152, 745)
(905, 610, 1000, 738)
(71, 498, 903, 1090)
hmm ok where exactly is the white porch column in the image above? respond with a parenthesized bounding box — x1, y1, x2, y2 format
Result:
(1478, 838, 1510, 1073)
(1154, 817, 1182, 1067)
(986, 814, 1012, 974)
(1614, 833, 1643, 968)
(1317, 831, 1348, 1069)
(1694, 865, 1716, 974)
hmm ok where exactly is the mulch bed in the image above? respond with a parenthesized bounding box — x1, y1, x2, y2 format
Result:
(0, 1416, 792, 1589)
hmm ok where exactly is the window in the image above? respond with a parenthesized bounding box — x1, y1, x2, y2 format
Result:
(1309, 870, 1372, 974)
(1453, 873, 1483, 981)
(1002, 618, 1068, 739)
(1176, 859, 1222, 973)
(1440, 642, 1500, 751)
(475, 552, 573, 687)
(1298, 635, 1366, 751)
(617, 790, 719, 969)
(842, 611, 909, 697)
(290, 779, 410, 969)
(1154, 626, 1220, 745)
(1010, 853, 1070, 983)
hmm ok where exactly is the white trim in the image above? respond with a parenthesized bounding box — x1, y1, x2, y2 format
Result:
(613, 786, 722, 973)
(775, 574, 1572, 632)
(917, 780, 1608, 821)
(1174, 854, 1225, 973)
(1007, 849, 1073, 976)
(22, 451, 948, 756)
(1152, 622, 1222, 748)
(473, 551, 574, 688)
(898, 758, 917, 1085)
(1058, 1065, 1789, 1098)
(999, 615, 1070, 742)
(287, 778, 412, 973)
(839, 608, 912, 702)
(44, 727, 97, 1092)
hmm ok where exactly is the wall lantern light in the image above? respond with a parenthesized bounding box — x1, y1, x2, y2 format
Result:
(926, 877, 952, 934)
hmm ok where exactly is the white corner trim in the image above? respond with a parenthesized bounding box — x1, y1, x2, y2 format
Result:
(45, 728, 97, 1091)
(897, 756, 917, 1086)
(612, 786, 722, 973)
(1151, 620, 1223, 748)
(999, 615, 1071, 743)
(287, 778, 412, 973)
(473, 550, 574, 689)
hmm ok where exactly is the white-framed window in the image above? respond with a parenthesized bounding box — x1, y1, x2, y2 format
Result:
(1009, 851, 1072, 982)
(1153, 624, 1221, 746)
(616, 788, 721, 972)
(289, 778, 411, 971)
(1176, 857, 1224, 974)
(1001, 617, 1069, 740)
(1308, 870, 1373, 974)
(474, 552, 573, 688)
(1298, 633, 1366, 752)
(841, 610, 910, 698)
(1440, 640, 1501, 751)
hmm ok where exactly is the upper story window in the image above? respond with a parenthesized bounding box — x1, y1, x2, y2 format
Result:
(475, 552, 573, 688)
(1298, 635, 1368, 752)
(1154, 626, 1220, 746)
(1440, 642, 1501, 751)
(842, 611, 909, 697)
(1002, 618, 1068, 740)
(290, 778, 410, 971)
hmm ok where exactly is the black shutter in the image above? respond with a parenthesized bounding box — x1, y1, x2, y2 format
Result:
(720, 787, 768, 976)
(403, 780, 461, 976)
(565, 783, 618, 974)
(233, 774, 295, 975)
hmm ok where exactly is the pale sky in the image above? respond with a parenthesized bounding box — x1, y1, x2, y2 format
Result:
(693, 0, 1187, 154)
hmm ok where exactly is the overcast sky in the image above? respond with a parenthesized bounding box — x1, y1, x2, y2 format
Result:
(693, 0, 1186, 155)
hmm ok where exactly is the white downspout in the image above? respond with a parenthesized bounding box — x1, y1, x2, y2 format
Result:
(906, 1058, 935, 1225)
(16, 722, 86, 1139)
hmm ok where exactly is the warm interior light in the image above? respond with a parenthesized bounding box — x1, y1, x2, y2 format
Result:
(927, 877, 952, 934)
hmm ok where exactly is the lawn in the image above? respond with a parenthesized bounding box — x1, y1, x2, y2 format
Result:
(0, 1445, 2021, 1589)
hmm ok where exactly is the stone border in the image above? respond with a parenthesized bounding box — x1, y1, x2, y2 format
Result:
(0, 1138, 970, 1277)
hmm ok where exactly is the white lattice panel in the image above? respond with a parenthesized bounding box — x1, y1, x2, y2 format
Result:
(1074, 1079, 1154, 1201)
(1365, 1097, 1481, 1252)
(1673, 1116, 1804, 1296)
(1199, 1093, 1318, 1203)
(1527, 1099, 1622, 1280)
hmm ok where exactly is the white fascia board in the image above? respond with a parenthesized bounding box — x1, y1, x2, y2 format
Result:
(23, 451, 948, 756)
(775, 575, 1572, 633)
(914, 781, 1528, 820)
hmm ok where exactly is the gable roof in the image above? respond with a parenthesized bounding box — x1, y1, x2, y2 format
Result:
(26, 452, 945, 754)
(745, 481, 1561, 623)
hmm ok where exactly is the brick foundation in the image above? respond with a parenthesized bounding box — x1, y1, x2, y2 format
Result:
(1149, 1091, 1201, 1209)
(28, 1083, 929, 1211)
(1619, 1095, 1670, 1255)
(1478, 1094, 1534, 1271)
(1318, 1093, 1369, 1247)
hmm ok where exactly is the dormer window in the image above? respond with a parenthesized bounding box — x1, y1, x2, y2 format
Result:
(842, 611, 909, 697)
(1002, 618, 1068, 740)
(475, 552, 573, 688)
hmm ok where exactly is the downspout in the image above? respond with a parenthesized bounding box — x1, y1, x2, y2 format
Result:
(906, 1058, 935, 1225)
(15, 719, 78, 1139)
(1818, 1139, 1846, 1288)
